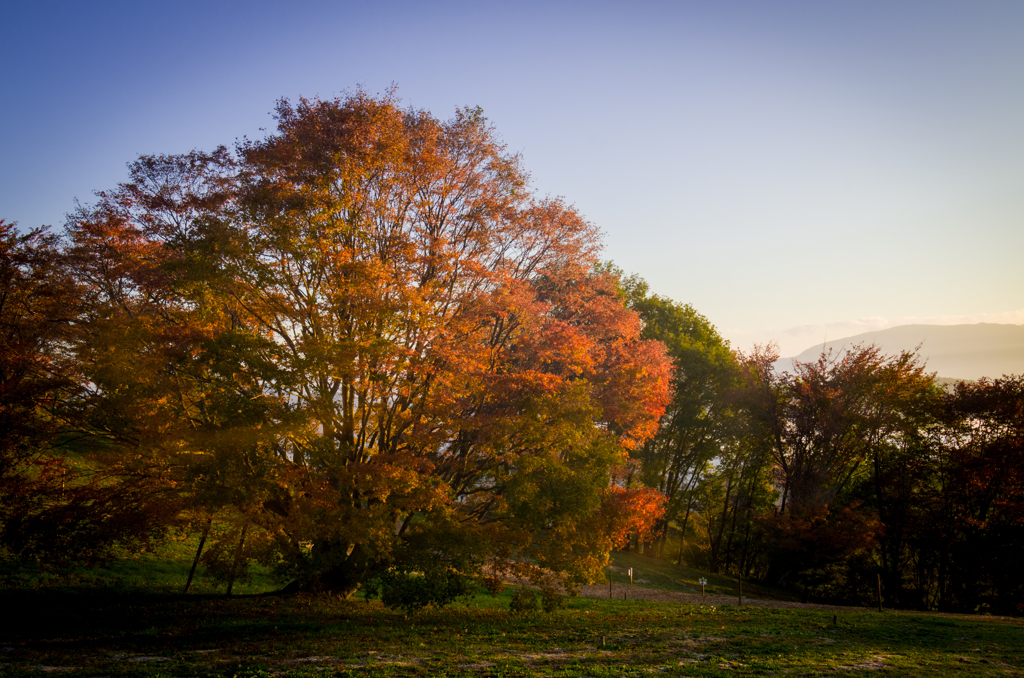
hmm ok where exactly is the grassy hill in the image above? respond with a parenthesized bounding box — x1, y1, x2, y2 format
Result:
(605, 551, 794, 602)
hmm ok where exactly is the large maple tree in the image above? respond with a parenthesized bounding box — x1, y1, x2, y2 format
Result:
(51, 91, 671, 598)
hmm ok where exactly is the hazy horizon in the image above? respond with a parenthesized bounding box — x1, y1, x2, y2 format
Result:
(768, 321, 1024, 381)
(730, 312, 1024, 358)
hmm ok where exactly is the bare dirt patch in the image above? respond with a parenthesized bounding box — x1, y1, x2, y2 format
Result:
(836, 655, 888, 670)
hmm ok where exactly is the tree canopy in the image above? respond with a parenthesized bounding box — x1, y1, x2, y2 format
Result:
(4, 90, 1021, 616)
(0, 92, 672, 602)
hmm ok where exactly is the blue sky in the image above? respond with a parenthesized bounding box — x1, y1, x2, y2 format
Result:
(3, 0, 1022, 355)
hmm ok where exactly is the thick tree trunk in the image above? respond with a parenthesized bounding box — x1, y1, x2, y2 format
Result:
(288, 542, 376, 599)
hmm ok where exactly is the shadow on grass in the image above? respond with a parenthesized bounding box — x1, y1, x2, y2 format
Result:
(1, 586, 1021, 677)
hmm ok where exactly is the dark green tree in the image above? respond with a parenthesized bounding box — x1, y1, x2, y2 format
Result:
(610, 273, 743, 563)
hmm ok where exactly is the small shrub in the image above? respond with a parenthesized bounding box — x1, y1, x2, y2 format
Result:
(509, 587, 539, 615)
(540, 584, 565, 612)
(372, 568, 476, 613)
(482, 575, 505, 597)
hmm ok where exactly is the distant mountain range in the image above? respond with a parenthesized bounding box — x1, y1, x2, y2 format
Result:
(777, 323, 1024, 381)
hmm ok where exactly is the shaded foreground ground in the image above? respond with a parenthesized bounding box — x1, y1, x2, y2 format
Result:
(1, 586, 1021, 677)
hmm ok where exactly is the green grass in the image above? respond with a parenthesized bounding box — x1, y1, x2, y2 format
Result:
(0, 530, 279, 595)
(0, 586, 1021, 676)
(606, 551, 794, 601)
(1, 543, 1020, 676)
(1, 542, 776, 602)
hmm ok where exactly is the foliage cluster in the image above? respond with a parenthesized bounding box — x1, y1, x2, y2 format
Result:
(0, 92, 671, 603)
(3, 87, 1021, 617)
(620, 279, 1024, 614)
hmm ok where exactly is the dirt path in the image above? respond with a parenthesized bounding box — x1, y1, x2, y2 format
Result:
(577, 582, 848, 611)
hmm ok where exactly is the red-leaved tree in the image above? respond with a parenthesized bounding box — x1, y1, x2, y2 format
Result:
(48, 91, 671, 602)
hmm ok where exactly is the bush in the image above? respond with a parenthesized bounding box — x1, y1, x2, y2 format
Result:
(368, 569, 476, 614)
(509, 587, 539, 615)
(482, 575, 505, 597)
(540, 584, 565, 612)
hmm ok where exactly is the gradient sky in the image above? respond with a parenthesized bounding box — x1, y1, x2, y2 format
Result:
(3, 0, 1022, 355)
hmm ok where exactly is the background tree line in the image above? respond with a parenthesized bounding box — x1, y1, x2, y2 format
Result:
(1, 90, 1020, 616)
(622, 277, 1023, 615)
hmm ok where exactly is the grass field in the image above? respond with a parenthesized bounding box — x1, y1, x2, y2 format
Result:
(1, 544, 1021, 677)
(0, 530, 279, 596)
(2, 586, 1022, 677)
(605, 552, 796, 602)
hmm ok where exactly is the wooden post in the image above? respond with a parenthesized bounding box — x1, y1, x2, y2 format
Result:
(876, 574, 883, 612)
(833, 614, 837, 627)
(738, 573, 743, 606)
(629, 568, 633, 586)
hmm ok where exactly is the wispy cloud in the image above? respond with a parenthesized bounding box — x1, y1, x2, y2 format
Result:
(725, 311, 1024, 357)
